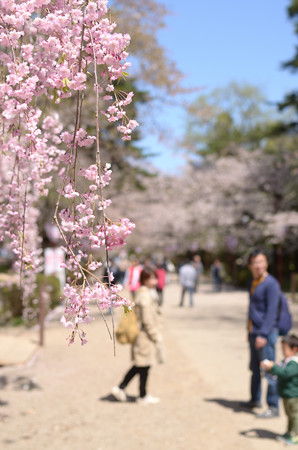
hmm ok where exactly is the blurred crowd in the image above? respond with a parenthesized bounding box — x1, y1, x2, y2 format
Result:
(102, 252, 227, 306)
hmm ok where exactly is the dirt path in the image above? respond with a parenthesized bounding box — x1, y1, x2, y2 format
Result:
(0, 281, 297, 450)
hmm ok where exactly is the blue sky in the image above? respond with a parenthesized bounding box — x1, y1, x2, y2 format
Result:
(139, 0, 297, 172)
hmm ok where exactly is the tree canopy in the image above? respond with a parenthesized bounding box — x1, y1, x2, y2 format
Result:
(278, 0, 298, 131)
(183, 83, 281, 159)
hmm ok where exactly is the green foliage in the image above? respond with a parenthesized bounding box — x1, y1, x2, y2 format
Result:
(0, 274, 61, 325)
(11, 317, 25, 327)
(35, 274, 61, 309)
(184, 82, 279, 159)
(288, 0, 298, 17)
(0, 263, 11, 273)
(282, 1, 298, 71)
(234, 267, 251, 287)
(0, 283, 23, 320)
(278, 0, 298, 130)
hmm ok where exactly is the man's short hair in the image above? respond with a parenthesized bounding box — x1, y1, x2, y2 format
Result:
(282, 334, 298, 348)
(247, 248, 268, 264)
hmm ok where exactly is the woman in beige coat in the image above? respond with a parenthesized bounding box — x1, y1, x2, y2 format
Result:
(112, 267, 163, 405)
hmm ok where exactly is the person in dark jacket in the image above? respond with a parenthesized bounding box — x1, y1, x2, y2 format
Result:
(261, 334, 298, 444)
(241, 249, 280, 418)
(210, 259, 223, 292)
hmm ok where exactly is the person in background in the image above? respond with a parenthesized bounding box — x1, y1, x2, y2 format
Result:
(115, 255, 129, 284)
(164, 258, 176, 283)
(210, 259, 223, 292)
(103, 258, 122, 285)
(142, 256, 155, 270)
(112, 268, 163, 405)
(155, 262, 167, 306)
(261, 334, 298, 444)
(178, 260, 198, 307)
(241, 249, 280, 418)
(193, 254, 204, 292)
(123, 257, 143, 300)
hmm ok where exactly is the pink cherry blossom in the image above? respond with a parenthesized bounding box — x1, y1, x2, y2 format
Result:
(0, 0, 137, 343)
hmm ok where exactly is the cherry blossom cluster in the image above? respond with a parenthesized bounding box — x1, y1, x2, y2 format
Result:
(57, 161, 135, 345)
(0, 0, 137, 343)
(61, 280, 132, 345)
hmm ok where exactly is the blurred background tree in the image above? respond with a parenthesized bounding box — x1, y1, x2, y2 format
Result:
(36, 0, 187, 246)
(183, 82, 278, 158)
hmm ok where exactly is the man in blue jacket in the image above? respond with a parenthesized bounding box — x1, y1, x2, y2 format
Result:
(242, 249, 280, 418)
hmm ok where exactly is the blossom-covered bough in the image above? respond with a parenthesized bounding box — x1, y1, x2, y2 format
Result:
(0, 0, 138, 345)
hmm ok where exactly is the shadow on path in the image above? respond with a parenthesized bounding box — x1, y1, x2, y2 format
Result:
(205, 398, 281, 441)
(0, 375, 40, 391)
(239, 429, 280, 440)
(204, 398, 256, 415)
(99, 393, 137, 403)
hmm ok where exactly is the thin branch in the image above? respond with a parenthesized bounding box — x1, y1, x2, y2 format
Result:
(88, 27, 117, 355)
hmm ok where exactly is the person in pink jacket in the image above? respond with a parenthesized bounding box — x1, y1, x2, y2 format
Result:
(123, 257, 143, 299)
(155, 262, 167, 306)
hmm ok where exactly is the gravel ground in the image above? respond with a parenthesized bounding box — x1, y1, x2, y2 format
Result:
(0, 280, 297, 450)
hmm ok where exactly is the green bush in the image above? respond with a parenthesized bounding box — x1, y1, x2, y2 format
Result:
(0, 283, 23, 320)
(35, 273, 61, 309)
(234, 267, 251, 287)
(0, 273, 62, 325)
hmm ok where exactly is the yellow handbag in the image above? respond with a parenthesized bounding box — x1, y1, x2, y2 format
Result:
(115, 308, 139, 344)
